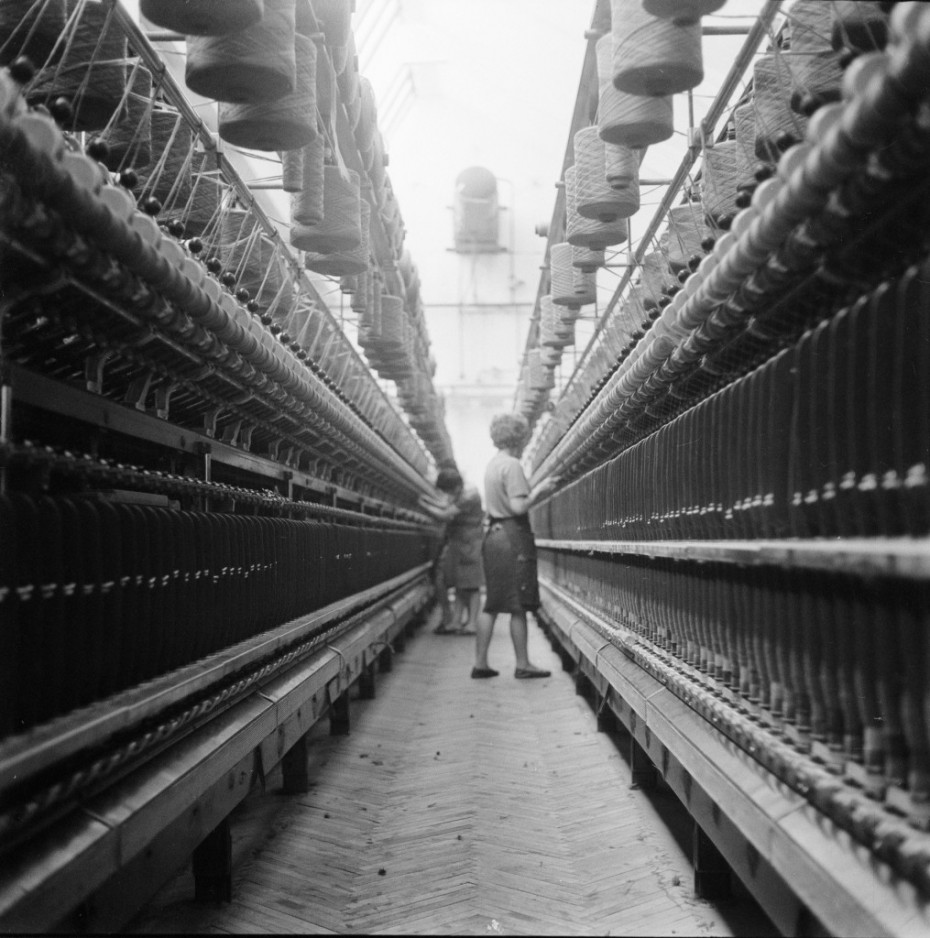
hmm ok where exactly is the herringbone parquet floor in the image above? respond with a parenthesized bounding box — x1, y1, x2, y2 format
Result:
(130, 612, 773, 936)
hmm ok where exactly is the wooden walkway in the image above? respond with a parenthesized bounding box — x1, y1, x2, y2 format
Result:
(129, 613, 773, 936)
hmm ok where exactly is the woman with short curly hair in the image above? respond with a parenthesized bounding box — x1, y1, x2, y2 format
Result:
(471, 412, 555, 679)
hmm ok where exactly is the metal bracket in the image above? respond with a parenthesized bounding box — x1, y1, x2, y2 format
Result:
(123, 371, 154, 411)
(203, 407, 223, 438)
(220, 419, 242, 446)
(84, 350, 116, 395)
(155, 382, 178, 420)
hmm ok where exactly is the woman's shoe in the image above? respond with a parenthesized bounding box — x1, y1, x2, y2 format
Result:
(471, 667, 499, 678)
(514, 666, 551, 679)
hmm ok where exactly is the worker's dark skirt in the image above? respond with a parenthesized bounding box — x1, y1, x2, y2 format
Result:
(482, 516, 540, 614)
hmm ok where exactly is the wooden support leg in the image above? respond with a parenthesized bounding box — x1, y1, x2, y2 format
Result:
(560, 648, 574, 672)
(596, 699, 616, 734)
(358, 662, 376, 700)
(192, 817, 232, 903)
(379, 646, 393, 673)
(281, 732, 310, 794)
(575, 669, 591, 700)
(330, 691, 350, 736)
(630, 736, 658, 790)
(692, 822, 732, 900)
(394, 630, 406, 654)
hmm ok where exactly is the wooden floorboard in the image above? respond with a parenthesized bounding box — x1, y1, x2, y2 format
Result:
(128, 610, 771, 936)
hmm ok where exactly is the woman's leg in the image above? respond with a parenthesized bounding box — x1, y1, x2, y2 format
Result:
(510, 611, 530, 669)
(475, 612, 497, 669)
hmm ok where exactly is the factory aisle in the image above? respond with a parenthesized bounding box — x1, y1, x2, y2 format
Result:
(130, 612, 771, 936)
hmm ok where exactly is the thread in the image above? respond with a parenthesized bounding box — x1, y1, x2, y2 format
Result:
(304, 197, 371, 277)
(596, 35, 673, 148)
(786, 0, 843, 112)
(565, 165, 628, 250)
(665, 202, 708, 272)
(639, 251, 672, 304)
(752, 55, 808, 160)
(733, 102, 758, 179)
(137, 107, 194, 210)
(290, 165, 362, 253)
(830, 1, 888, 52)
(140, 0, 263, 35)
(610, 0, 703, 97)
(642, 0, 725, 25)
(205, 207, 267, 297)
(701, 139, 740, 223)
(99, 63, 153, 171)
(290, 134, 325, 225)
(575, 126, 640, 222)
(185, 0, 296, 104)
(0, 0, 65, 68)
(180, 166, 225, 237)
(218, 32, 318, 151)
(27, 0, 128, 132)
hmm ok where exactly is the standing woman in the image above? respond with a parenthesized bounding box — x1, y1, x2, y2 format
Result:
(472, 413, 554, 679)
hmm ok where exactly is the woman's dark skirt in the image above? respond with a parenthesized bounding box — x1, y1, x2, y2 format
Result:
(482, 516, 540, 614)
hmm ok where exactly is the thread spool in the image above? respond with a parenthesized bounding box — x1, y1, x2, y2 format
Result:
(701, 140, 740, 224)
(313, 35, 336, 128)
(0, 0, 65, 68)
(378, 295, 407, 351)
(551, 242, 595, 307)
(351, 270, 369, 313)
(185, 0, 296, 103)
(733, 102, 758, 180)
(610, 0, 703, 96)
(219, 32, 318, 150)
(831, 1, 888, 52)
(665, 203, 708, 272)
(605, 143, 639, 191)
(28, 0, 128, 131)
(280, 147, 304, 192)
(565, 165, 628, 250)
(786, 0, 843, 112)
(311, 0, 352, 52)
(595, 36, 673, 148)
(366, 130, 386, 191)
(290, 134, 325, 225)
(752, 55, 808, 160)
(304, 197, 371, 277)
(574, 127, 640, 222)
(336, 30, 359, 102)
(137, 107, 194, 209)
(140, 0, 263, 35)
(354, 76, 378, 153)
(99, 64, 153, 171)
(642, 0, 725, 25)
(290, 165, 362, 253)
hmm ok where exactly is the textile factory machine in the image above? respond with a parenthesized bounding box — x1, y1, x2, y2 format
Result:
(516, 1, 930, 935)
(0, 0, 450, 930)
